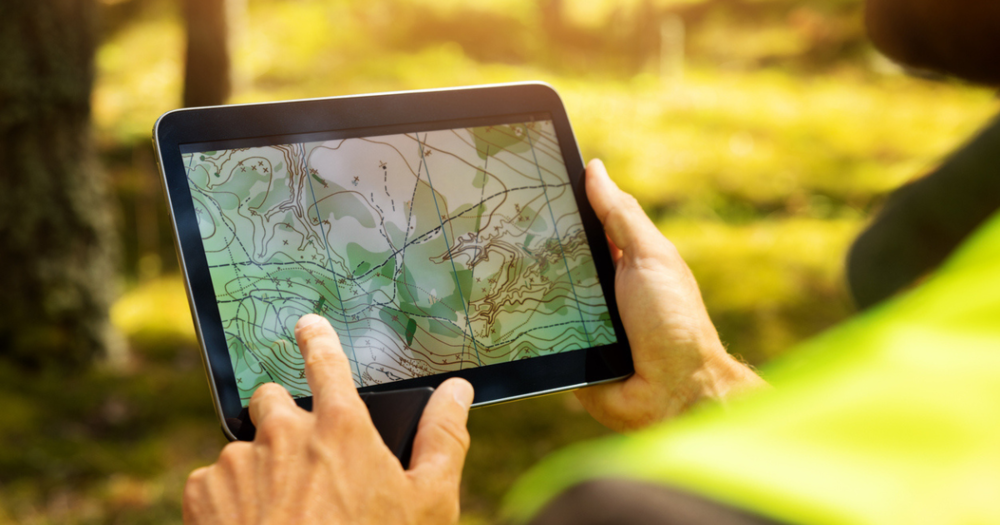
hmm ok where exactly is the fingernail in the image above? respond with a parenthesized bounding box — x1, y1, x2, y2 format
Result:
(296, 314, 324, 331)
(450, 380, 474, 409)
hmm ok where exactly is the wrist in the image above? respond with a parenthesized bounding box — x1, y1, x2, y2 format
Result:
(693, 342, 767, 405)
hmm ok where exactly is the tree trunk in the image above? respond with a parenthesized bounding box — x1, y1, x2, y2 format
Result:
(183, 0, 232, 108)
(0, 0, 125, 369)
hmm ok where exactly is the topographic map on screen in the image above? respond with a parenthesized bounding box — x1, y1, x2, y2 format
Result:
(183, 119, 616, 404)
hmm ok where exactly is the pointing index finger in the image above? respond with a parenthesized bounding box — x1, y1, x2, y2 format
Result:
(295, 314, 360, 410)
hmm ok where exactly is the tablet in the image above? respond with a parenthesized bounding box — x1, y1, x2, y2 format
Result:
(153, 82, 632, 440)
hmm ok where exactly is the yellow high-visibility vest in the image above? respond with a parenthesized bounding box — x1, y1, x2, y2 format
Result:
(504, 210, 1000, 525)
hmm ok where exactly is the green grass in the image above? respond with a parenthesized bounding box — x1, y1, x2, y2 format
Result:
(6, 0, 999, 522)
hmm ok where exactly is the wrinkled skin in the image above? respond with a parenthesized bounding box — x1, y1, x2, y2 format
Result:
(183, 315, 475, 525)
(182, 161, 768, 522)
(185, 0, 1000, 520)
(574, 160, 765, 431)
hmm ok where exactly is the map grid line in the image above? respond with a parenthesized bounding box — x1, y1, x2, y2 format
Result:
(417, 134, 483, 366)
(525, 126, 593, 347)
(301, 143, 363, 385)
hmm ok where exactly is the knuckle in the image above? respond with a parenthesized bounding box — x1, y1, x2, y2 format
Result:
(316, 394, 368, 425)
(183, 472, 207, 515)
(318, 394, 353, 414)
(255, 410, 301, 444)
(621, 192, 642, 210)
(613, 194, 643, 222)
(186, 466, 209, 488)
(252, 382, 285, 401)
(431, 417, 471, 453)
(217, 442, 250, 469)
(305, 432, 338, 464)
(306, 346, 346, 369)
(297, 320, 335, 342)
(605, 203, 630, 229)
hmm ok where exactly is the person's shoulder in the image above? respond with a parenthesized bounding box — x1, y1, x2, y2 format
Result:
(526, 478, 788, 525)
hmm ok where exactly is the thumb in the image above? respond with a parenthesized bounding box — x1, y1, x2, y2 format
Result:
(408, 378, 474, 481)
(585, 158, 661, 256)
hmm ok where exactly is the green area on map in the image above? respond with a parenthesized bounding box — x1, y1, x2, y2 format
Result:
(183, 121, 616, 404)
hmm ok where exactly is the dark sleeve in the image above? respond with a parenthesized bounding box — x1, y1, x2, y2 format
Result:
(527, 479, 790, 525)
(847, 115, 1000, 310)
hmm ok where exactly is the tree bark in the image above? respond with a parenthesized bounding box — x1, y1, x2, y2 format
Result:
(183, 0, 232, 108)
(0, 0, 125, 369)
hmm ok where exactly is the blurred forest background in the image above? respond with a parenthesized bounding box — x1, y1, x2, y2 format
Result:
(0, 0, 997, 523)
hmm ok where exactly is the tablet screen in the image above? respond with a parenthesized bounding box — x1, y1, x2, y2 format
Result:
(181, 117, 616, 404)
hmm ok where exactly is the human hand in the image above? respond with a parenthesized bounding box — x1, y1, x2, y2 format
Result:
(575, 159, 765, 432)
(183, 314, 474, 525)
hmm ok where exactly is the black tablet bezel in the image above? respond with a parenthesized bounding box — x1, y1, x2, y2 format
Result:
(153, 82, 632, 440)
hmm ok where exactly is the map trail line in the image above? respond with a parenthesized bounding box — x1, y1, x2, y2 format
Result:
(463, 143, 490, 370)
(188, 159, 296, 383)
(418, 133, 483, 366)
(526, 126, 593, 346)
(283, 182, 570, 281)
(183, 119, 616, 400)
(301, 142, 362, 383)
(226, 301, 601, 354)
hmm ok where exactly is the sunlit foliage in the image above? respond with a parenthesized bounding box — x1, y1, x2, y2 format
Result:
(4, 0, 997, 523)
